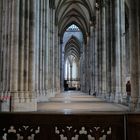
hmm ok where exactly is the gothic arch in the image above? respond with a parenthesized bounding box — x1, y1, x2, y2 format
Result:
(56, 0, 96, 44)
(64, 36, 81, 62)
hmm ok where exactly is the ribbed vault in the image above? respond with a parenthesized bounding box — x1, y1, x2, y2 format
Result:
(55, 0, 96, 43)
(64, 36, 80, 62)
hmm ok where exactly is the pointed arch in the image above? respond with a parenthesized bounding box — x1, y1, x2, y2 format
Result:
(64, 35, 81, 61)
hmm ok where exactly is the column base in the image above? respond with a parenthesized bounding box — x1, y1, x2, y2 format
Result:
(37, 89, 58, 102)
(0, 91, 11, 111)
(115, 92, 122, 103)
(104, 92, 114, 102)
(130, 97, 138, 111)
(12, 98, 37, 112)
(136, 98, 140, 111)
(1, 100, 10, 112)
(37, 94, 49, 102)
(9, 91, 37, 112)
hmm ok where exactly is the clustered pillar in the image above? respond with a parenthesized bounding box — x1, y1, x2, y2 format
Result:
(0, 0, 140, 111)
(0, 0, 61, 111)
(129, 0, 140, 111)
(81, 0, 127, 102)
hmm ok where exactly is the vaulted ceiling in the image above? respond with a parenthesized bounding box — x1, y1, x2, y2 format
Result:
(55, 0, 96, 42)
(64, 36, 81, 62)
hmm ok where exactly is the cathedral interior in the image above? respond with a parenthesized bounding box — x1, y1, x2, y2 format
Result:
(0, 0, 139, 113)
(0, 0, 140, 140)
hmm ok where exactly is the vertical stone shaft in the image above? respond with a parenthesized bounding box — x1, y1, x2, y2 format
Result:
(2, 1, 6, 95)
(93, 28, 96, 93)
(45, 0, 49, 94)
(2, 0, 5, 93)
(98, 9, 102, 95)
(90, 25, 94, 93)
(19, 0, 25, 102)
(3, 0, 8, 95)
(42, 0, 46, 95)
(130, 0, 139, 110)
(52, 9, 55, 94)
(0, 0, 2, 93)
(7, 0, 12, 96)
(115, 0, 121, 101)
(39, 0, 43, 95)
(47, 8, 51, 93)
(106, 1, 111, 98)
(35, 0, 40, 96)
(94, 9, 99, 94)
(70, 65, 72, 87)
(110, 1, 116, 100)
(10, 0, 20, 110)
(138, 0, 140, 110)
(24, 0, 29, 99)
(101, 4, 107, 97)
(120, 0, 126, 96)
(44, 0, 47, 95)
(29, 0, 36, 97)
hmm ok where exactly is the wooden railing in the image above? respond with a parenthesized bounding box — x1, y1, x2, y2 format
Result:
(126, 113, 140, 140)
(0, 112, 139, 140)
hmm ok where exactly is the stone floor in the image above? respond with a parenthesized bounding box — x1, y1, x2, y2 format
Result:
(37, 91, 129, 114)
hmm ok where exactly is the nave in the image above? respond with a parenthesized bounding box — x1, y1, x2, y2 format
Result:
(0, 0, 140, 112)
(38, 91, 129, 113)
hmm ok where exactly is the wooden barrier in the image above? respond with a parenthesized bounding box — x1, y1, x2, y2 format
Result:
(126, 113, 140, 140)
(1, 112, 140, 140)
(0, 112, 125, 140)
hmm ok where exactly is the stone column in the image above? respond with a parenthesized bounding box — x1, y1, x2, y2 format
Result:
(35, 0, 40, 98)
(120, 0, 126, 99)
(60, 39, 64, 91)
(129, 0, 139, 111)
(94, 9, 99, 95)
(105, 0, 111, 100)
(47, 5, 52, 95)
(55, 28, 60, 94)
(19, 0, 25, 102)
(24, 0, 29, 102)
(57, 35, 61, 93)
(41, 0, 46, 96)
(85, 35, 90, 93)
(42, 0, 46, 96)
(28, 0, 36, 101)
(138, 0, 140, 111)
(52, 9, 55, 95)
(2, 0, 7, 97)
(114, 0, 121, 102)
(48, 8, 54, 96)
(7, 0, 12, 100)
(45, 0, 49, 96)
(0, 0, 12, 111)
(80, 43, 84, 92)
(92, 29, 96, 94)
(89, 24, 94, 94)
(98, 9, 102, 96)
(81, 43, 86, 92)
(101, 4, 107, 98)
(66, 61, 68, 80)
(0, 0, 2, 94)
(70, 64, 72, 87)
(109, 0, 116, 101)
(77, 61, 80, 81)
(54, 26, 59, 94)
(39, 0, 43, 96)
(10, 0, 20, 110)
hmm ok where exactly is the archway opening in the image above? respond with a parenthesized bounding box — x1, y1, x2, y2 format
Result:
(62, 24, 83, 91)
